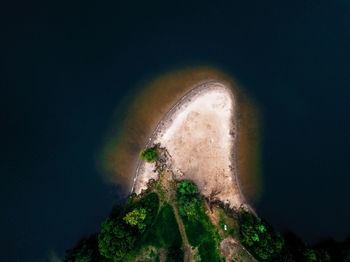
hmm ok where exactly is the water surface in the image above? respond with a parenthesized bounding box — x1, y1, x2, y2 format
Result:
(2, 1, 350, 261)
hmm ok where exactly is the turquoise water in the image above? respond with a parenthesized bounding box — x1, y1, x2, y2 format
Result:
(2, 0, 350, 260)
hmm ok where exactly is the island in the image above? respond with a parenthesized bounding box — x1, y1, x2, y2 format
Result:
(60, 81, 346, 262)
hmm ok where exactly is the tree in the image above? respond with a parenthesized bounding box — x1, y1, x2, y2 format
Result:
(61, 240, 93, 262)
(238, 210, 284, 261)
(284, 232, 334, 262)
(98, 218, 137, 261)
(177, 180, 197, 195)
(61, 234, 109, 262)
(140, 147, 158, 162)
(302, 249, 317, 261)
(178, 195, 201, 218)
(123, 208, 147, 230)
(98, 193, 159, 262)
(177, 181, 202, 219)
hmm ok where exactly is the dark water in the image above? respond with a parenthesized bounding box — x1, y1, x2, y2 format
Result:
(2, 0, 350, 261)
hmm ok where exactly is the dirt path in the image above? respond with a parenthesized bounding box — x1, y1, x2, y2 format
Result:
(153, 147, 194, 262)
(172, 202, 194, 262)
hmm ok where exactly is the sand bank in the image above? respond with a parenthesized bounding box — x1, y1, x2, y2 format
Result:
(133, 81, 249, 209)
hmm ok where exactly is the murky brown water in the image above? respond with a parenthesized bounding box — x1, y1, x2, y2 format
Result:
(98, 66, 262, 203)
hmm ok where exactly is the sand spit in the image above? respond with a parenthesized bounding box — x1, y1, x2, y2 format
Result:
(133, 81, 248, 209)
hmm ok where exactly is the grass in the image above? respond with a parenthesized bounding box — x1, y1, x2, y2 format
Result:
(218, 209, 238, 239)
(154, 182, 166, 201)
(176, 181, 221, 261)
(130, 202, 184, 262)
(124, 193, 160, 229)
(142, 203, 182, 248)
(180, 200, 221, 262)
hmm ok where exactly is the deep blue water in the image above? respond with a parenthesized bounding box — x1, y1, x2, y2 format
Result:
(2, 0, 350, 261)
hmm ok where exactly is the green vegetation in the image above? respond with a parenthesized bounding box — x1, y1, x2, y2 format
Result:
(314, 237, 350, 262)
(177, 181, 202, 219)
(123, 208, 147, 230)
(130, 202, 183, 261)
(124, 193, 159, 227)
(238, 209, 285, 261)
(98, 193, 159, 261)
(140, 148, 158, 162)
(61, 177, 349, 262)
(177, 181, 221, 262)
(238, 210, 335, 262)
(284, 232, 333, 262)
(98, 217, 137, 260)
(142, 203, 182, 249)
(177, 180, 197, 195)
(60, 234, 111, 262)
(218, 210, 237, 238)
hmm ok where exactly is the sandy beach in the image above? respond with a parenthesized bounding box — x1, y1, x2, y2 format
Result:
(133, 81, 248, 209)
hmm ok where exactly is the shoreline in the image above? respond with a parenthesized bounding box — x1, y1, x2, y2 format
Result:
(132, 80, 255, 213)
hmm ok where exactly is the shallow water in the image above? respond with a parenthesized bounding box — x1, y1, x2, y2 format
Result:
(102, 57, 350, 244)
(100, 68, 262, 204)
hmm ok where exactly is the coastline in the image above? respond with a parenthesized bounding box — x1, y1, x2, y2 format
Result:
(132, 80, 255, 213)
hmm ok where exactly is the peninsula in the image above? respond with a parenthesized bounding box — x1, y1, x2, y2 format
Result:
(60, 80, 337, 262)
(133, 81, 248, 210)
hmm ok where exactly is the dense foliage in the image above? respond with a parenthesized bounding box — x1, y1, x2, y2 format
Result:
(60, 234, 110, 262)
(140, 147, 158, 162)
(314, 237, 350, 262)
(239, 209, 285, 261)
(123, 208, 147, 230)
(61, 178, 350, 262)
(98, 193, 159, 261)
(284, 232, 335, 262)
(177, 180, 202, 219)
(177, 181, 221, 262)
(98, 218, 137, 260)
(177, 180, 197, 195)
(124, 193, 159, 226)
(132, 203, 184, 261)
(238, 210, 337, 262)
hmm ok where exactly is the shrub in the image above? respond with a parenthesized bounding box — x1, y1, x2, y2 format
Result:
(238, 210, 284, 261)
(177, 181, 221, 262)
(177, 181, 202, 219)
(284, 232, 333, 262)
(98, 218, 137, 261)
(130, 203, 184, 261)
(177, 180, 198, 195)
(140, 148, 158, 162)
(98, 193, 159, 261)
(142, 203, 183, 248)
(61, 234, 110, 262)
(166, 246, 184, 262)
(123, 208, 147, 230)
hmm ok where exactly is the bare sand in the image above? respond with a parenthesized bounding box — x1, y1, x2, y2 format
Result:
(133, 81, 251, 209)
